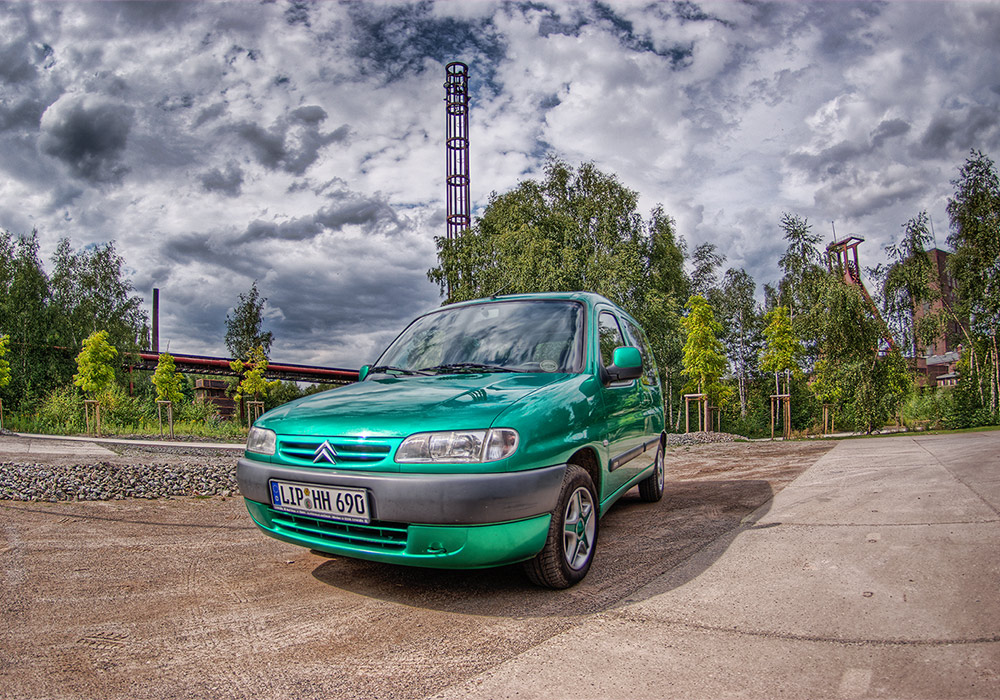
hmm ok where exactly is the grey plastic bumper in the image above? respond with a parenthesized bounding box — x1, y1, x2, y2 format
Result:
(236, 458, 567, 525)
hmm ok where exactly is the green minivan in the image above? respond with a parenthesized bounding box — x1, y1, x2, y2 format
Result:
(237, 291, 666, 588)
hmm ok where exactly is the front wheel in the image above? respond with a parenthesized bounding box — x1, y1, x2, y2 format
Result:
(523, 465, 599, 589)
(638, 443, 664, 502)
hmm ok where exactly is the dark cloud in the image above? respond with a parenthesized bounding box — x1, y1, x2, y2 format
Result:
(193, 102, 226, 128)
(265, 264, 434, 345)
(870, 118, 911, 149)
(814, 173, 929, 221)
(291, 105, 327, 125)
(914, 105, 1000, 159)
(199, 161, 244, 197)
(284, 1, 312, 28)
(0, 37, 39, 84)
(157, 94, 195, 112)
(234, 107, 348, 175)
(82, 1, 194, 35)
(344, 2, 506, 87)
(38, 96, 134, 184)
(235, 196, 402, 244)
(786, 141, 870, 181)
(0, 98, 45, 132)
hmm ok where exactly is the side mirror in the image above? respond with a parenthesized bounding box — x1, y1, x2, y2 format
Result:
(357, 365, 370, 382)
(605, 346, 642, 383)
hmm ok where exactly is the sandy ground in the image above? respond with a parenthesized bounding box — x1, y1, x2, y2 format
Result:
(1, 439, 832, 700)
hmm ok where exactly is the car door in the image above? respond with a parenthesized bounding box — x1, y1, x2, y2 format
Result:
(620, 316, 664, 455)
(596, 309, 649, 500)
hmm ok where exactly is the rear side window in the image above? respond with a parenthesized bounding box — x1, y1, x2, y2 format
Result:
(622, 318, 659, 387)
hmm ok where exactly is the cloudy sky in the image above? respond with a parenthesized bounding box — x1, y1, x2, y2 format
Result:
(1, 1, 998, 368)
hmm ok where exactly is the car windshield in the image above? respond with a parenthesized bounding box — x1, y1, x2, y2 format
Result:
(374, 300, 584, 374)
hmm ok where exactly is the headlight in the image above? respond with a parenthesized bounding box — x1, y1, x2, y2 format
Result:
(396, 428, 519, 463)
(246, 426, 276, 455)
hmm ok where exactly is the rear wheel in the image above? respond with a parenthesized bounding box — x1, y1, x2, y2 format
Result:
(524, 465, 598, 589)
(638, 443, 664, 502)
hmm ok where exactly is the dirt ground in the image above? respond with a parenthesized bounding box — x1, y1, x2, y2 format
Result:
(1, 439, 833, 700)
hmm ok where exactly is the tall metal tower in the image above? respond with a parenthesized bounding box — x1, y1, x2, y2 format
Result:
(444, 62, 470, 241)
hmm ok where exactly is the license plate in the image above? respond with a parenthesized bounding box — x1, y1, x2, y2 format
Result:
(269, 479, 370, 524)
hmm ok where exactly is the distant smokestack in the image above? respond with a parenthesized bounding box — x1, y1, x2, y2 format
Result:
(444, 61, 471, 241)
(152, 288, 159, 354)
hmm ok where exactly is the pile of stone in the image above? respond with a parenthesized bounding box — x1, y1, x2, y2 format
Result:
(666, 431, 746, 446)
(0, 452, 239, 502)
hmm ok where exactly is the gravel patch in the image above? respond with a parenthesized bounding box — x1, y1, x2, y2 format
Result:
(0, 457, 238, 502)
(667, 430, 747, 446)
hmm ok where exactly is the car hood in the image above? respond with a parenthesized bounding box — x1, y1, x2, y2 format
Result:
(257, 372, 569, 437)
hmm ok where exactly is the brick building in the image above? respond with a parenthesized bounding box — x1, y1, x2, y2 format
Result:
(194, 378, 235, 419)
(913, 248, 965, 357)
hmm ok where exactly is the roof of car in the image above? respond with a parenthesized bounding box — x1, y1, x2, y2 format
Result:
(443, 290, 618, 309)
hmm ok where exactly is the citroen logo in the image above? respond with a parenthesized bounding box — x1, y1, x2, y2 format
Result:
(313, 440, 338, 464)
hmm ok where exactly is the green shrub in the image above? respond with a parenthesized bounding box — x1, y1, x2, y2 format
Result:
(35, 386, 85, 433)
(901, 387, 952, 430)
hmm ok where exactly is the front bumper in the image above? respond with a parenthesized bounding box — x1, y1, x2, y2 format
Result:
(236, 457, 566, 525)
(237, 458, 566, 569)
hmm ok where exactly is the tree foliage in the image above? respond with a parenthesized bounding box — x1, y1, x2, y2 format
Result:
(225, 281, 274, 361)
(947, 149, 1000, 416)
(0, 230, 147, 408)
(73, 330, 118, 396)
(872, 211, 941, 357)
(681, 295, 726, 394)
(717, 268, 761, 417)
(431, 159, 649, 302)
(759, 306, 800, 393)
(1, 231, 63, 404)
(231, 345, 279, 405)
(813, 279, 911, 433)
(151, 353, 185, 405)
(689, 242, 725, 305)
(0, 335, 10, 390)
(777, 213, 823, 314)
(50, 238, 149, 354)
(776, 213, 826, 367)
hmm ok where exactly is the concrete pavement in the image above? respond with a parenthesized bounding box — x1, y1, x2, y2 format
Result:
(2, 431, 245, 457)
(434, 431, 1000, 699)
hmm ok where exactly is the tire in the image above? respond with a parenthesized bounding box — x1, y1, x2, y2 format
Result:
(637, 443, 664, 502)
(523, 465, 599, 589)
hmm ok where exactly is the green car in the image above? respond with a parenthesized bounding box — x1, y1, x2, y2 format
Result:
(237, 291, 666, 588)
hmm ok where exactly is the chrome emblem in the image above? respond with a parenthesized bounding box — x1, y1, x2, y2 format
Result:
(313, 440, 338, 464)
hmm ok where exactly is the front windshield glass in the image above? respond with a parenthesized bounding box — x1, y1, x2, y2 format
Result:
(375, 300, 584, 374)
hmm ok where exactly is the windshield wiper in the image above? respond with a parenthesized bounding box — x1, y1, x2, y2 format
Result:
(368, 365, 430, 376)
(418, 363, 523, 374)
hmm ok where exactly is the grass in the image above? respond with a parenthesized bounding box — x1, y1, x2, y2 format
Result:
(5, 414, 248, 442)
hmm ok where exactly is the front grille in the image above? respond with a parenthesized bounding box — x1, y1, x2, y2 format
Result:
(269, 509, 408, 552)
(277, 436, 394, 467)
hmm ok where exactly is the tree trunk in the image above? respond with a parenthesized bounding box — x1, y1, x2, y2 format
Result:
(738, 369, 747, 418)
(990, 328, 1000, 413)
(666, 369, 673, 427)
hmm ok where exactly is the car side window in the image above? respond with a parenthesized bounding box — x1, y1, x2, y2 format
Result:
(622, 318, 658, 387)
(598, 311, 624, 368)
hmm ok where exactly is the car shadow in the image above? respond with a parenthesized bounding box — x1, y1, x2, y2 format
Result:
(310, 477, 774, 618)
